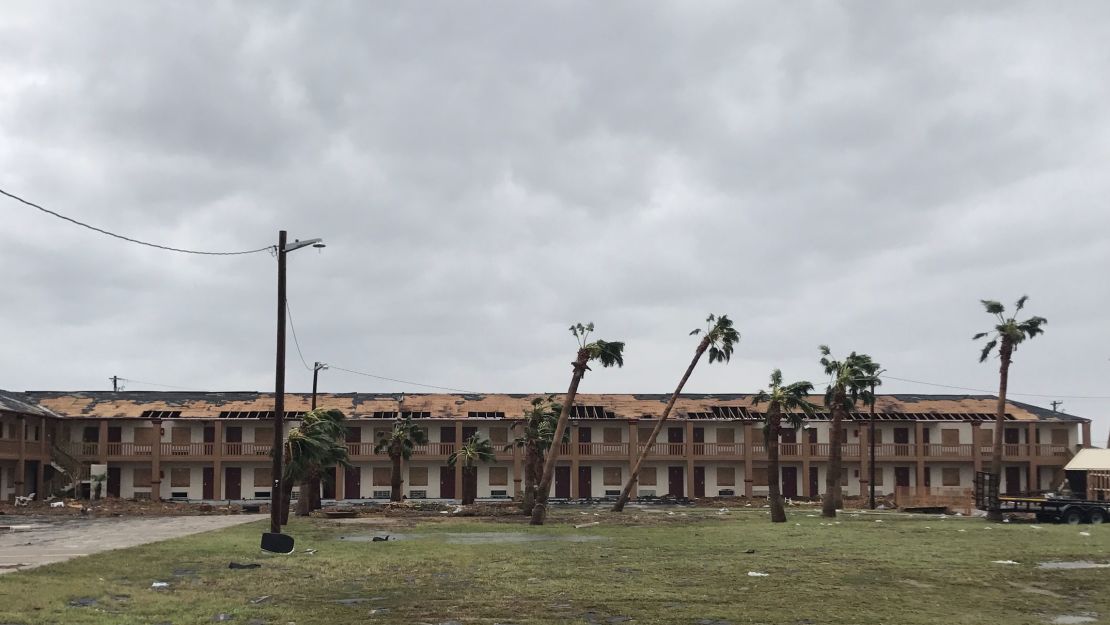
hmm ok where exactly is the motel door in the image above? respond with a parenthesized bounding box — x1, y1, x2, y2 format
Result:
(782, 467, 798, 498)
(107, 467, 121, 498)
(344, 466, 361, 499)
(668, 466, 684, 498)
(440, 466, 456, 499)
(894, 428, 910, 456)
(1005, 466, 1022, 495)
(693, 466, 705, 498)
(667, 427, 684, 456)
(225, 467, 242, 500)
(578, 466, 592, 499)
(808, 466, 819, 498)
(693, 428, 705, 455)
(895, 467, 911, 488)
(554, 466, 571, 499)
(578, 426, 592, 456)
(202, 467, 214, 499)
(462, 467, 478, 502)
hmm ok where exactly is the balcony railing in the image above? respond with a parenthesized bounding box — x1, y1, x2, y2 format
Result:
(0, 439, 22, 455)
(577, 442, 629, 456)
(161, 442, 213, 456)
(223, 442, 272, 456)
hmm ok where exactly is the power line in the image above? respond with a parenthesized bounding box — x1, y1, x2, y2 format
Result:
(2, 187, 274, 256)
(285, 300, 314, 372)
(883, 374, 1110, 400)
(329, 365, 477, 394)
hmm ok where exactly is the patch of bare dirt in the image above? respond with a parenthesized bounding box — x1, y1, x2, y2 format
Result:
(0, 499, 253, 518)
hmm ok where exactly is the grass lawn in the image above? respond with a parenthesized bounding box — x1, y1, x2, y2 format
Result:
(1, 507, 1108, 625)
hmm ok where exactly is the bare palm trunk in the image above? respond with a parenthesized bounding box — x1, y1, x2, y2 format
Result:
(280, 478, 294, 525)
(822, 389, 846, 518)
(295, 474, 313, 517)
(613, 340, 709, 512)
(462, 466, 475, 505)
(531, 350, 589, 525)
(309, 475, 322, 511)
(767, 408, 787, 523)
(390, 451, 403, 502)
(521, 444, 538, 513)
(987, 339, 1013, 522)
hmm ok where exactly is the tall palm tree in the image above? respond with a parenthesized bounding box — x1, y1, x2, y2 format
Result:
(819, 346, 880, 519)
(613, 314, 739, 512)
(531, 323, 625, 525)
(506, 396, 566, 513)
(373, 415, 428, 502)
(449, 433, 497, 505)
(280, 408, 349, 523)
(974, 296, 1047, 521)
(752, 370, 816, 523)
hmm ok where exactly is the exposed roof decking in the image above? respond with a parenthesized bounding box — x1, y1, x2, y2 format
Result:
(4, 390, 1090, 423)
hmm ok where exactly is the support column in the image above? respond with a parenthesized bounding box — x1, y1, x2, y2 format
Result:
(684, 420, 695, 498)
(15, 415, 26, 497)
(802, 426, 813, 499)
(971, 422, 982, 474)
(858, 423, 870, 499)
(1081, 421, 1092, 448)
(150, 419, 163, 501)
(98, 419, 109, 464)
(512, 436, 522, 499)
(36, 417, 47, 499)
(570, 423, 579, 500)
(1027, 422, 1039, 491)
(454, 421, 463, 500)
(915, 422, 926, 493)
(212, 421, 223, 499)
(627, 419, 639, 496)
(743, 423, 754, 498)
(334, 465, 344, 500)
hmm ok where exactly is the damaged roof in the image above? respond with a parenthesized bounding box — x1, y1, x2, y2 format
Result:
(3, 390, 1091, 423)
(0, 390, 61, 418)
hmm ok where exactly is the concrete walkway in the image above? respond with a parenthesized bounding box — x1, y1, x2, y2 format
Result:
(0, 514, 262, 575)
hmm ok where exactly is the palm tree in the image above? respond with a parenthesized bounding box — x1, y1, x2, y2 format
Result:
(613, 314, 739, 512)
(531, 323, 625, 525)
(752, 370, 816, 523)
(974, 296, 1047, 521)
(373, 415, 428, 502)
(819, 346, 880, 519)
(280, 408, 349, 523)
(449, 433, 497, 505)
(506, 396, 566, 513)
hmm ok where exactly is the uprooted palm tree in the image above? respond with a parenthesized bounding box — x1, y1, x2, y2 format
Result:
(281, 408, 349, 524)
(752, 369, 816, 523)
(506, 395, 567, 514)
(531, 323, 625, 525)
(449, 433, 497, 505)
(373, 415, 428, 502)
(613, 314, 739, 512)
(974, 296, 1047, 521)
(819, 346, 880, 519)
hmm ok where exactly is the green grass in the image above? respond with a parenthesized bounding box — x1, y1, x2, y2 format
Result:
(2, 508, 1109, 625)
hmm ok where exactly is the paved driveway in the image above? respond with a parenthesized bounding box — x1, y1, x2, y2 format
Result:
(0, 515, 262, 575)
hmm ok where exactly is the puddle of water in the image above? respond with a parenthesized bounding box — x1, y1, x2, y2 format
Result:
(339, 532, 608, 545)
(1050, 615, 1098, 624)
(1038, 561, 1110, 570)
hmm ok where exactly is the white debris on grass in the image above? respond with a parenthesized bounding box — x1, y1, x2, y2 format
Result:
(1080, 532, 1091, 537)
(574, 522, 600, 529)
(747, 571, 769, 577)
(992, 560, 1020, 565)
(151, 581, 170, 589)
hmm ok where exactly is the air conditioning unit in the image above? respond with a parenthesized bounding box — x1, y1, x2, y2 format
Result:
(134, 491, 151, 500)
(171, 492, 188, 500)
(490, 490, 508, 498)
(719, 489, 735, 496)
(638, 489, 656, 497)
(604, 490, 620, 497)
(409, 490, 427, 499)
(254, 491, 271, 499)
(372, 490, 390, 499)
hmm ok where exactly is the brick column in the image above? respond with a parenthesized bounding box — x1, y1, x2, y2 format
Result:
(915, 422, 926, 493)
(1027, 422, 1039, 491)
(150, 419, 163, 501)
(743, 423, 754, 498)
(454, 421, 463, 499)
(858, 422, 870, 498)
(37, 417, 47, 499)
(1081, 421, 1092, 448)
(627, 419, 639, 495)
(15, 415, 26, 497)
(685, 420, 695, 498)
(970, 422, 982, 474)
(334, 465, 344, 500)
(512, 436, 522, 499)
(212, 421, 223, 499)
(98, 419, 109, 464)
(570, 423, 579, 499)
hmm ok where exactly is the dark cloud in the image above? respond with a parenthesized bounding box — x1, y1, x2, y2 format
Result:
(2, 2, 1108, 442)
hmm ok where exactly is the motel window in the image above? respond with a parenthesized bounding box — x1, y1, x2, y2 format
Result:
(409, 467, 429, 487)
(603, 467, 622, 486)
(254, 468, 271, 488)
(254, 427, 273, 444)
(1051, 429, 1069, 445)
(133, 428, 155, 445)
(603, 428, 622, 444)
(170, 468, 191, 488)
(639, 467, 657, 486)
(133, 468, 152, 488)
(372, 468, 392, 486)
(639, 428, 656, 444)
(489, 467, 508, 486)
(872, 469, 884, 486)
(488, 427, 508, 444)
(978, 429, 993, 445)
(716, 428, 735, 444)
(841, 469, 849, 487)
(752, 468, 769, 486)
(941, 429, 960, 445)
(942, 469, 961, 487)
(717, 467, 735, 486)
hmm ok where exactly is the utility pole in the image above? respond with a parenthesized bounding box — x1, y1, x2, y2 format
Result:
(271, 230, 287, 535)
(869, 381, 877, 510)
(110, 376, 121, 392)
(311, 362, 328, 410)
(1051, 400, 1063, 413)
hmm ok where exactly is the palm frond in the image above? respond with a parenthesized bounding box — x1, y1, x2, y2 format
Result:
(981, 300, 1005, 315)
(588, 339, 626, 368)
(978, 339, 998, 363)
(1015, 295, 1029, 311)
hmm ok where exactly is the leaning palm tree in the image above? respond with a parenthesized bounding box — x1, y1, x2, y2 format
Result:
(819, 346, 880, 518)
(531, 323, 625, 525)
(281, 408, 350, 523)
(613, 314, 739, 512)
(974, 296, 1047, 521)
(449, 433, 497, 505)
(506, 396, 566, 513)
(373, 415, 428, 502)
(752, 370, 816, 523)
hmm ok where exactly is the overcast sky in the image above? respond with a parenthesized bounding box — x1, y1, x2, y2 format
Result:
(2, 3, 1108, 443)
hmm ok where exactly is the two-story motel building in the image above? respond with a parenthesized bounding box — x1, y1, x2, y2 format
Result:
(0, 390, 1093, 504)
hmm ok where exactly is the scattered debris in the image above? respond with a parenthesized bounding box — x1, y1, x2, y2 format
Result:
(372, 535, 390, 542)
(212, 613, 235, 622)
(50, 501, 65, 508)
(250, 595, 273, 605)
(151, 581, 170, 589)
(228, 562, 261, 570)
(68, 597, 98, 607)
(743, 549, 756, 554)
(992, 560, 1020, 565)
(303, 548, 317, 555)
(747, 571, 769, 577)
(1050, 614, 1098, 624)
(1079, 531, 1091, 537)
(574, 522, 600, 529)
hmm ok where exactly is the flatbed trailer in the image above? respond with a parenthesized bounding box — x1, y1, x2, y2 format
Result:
(974, 471, 1109, 524)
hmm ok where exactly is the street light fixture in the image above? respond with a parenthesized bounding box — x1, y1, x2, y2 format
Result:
(264, 230, 325, 553)
(312, 362, 328, 410)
